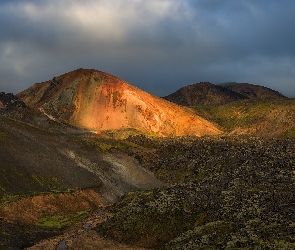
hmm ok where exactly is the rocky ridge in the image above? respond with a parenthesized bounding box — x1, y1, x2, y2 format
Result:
(0, 92, 27, 109)
(163, 82, 286, 106)
(223, 82, 286, 99)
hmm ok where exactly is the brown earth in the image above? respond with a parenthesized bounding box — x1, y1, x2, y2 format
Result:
(0, 115, 163, 204)
(12, 194, 148, 250)
(17, 68, 221, 137)
(0, 189, 104, 224)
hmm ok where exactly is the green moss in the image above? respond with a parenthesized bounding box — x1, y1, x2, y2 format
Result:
(193, 98, 295, 135)
(0, 193, 26, 205)
(97, 189, 205, 248)
(0, 189, 78, 206)
(36, 210, 89, 229)
(30, 174, 63, 189)
(164, 221, 236, 250)
(82, 136, 139, 152)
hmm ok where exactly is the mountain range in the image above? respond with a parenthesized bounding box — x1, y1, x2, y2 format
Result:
(1, 68, 295, 249)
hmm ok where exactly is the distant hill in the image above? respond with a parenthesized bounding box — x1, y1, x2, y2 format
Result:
(17, 68, 221, 137)
(222, 82, 286, 99)
(163, 82, 286, 106)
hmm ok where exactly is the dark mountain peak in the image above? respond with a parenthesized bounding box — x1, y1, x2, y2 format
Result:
(194, 81, 212, 86)
(164, 81, 286, 106)
(163, 82, 247, 106)
(221, 82, 286, 99)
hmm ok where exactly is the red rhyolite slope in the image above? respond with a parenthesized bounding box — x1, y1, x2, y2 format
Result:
(18, 69, 221, 136)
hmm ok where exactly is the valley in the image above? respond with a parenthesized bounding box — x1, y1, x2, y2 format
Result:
(0, 69, 295, 249)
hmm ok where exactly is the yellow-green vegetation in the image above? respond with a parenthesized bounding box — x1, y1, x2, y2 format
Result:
(97, 188, 205, 248)
(193, 98, 295, 136)
(0, 188, 78, 206)
(31, 174, 62, 188)
(0, 193, 26, 206)
(0, 218, 59, 249)
(164, 221, 236, 249)
(36, 211, 89, 229)
(102, 128, 145, 139)
(82, 136, 139, 152)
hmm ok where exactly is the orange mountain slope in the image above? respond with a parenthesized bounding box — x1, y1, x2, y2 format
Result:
(17, 68, 221, 136)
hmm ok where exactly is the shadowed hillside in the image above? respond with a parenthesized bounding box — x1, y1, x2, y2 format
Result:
(17, 68, 221, 137)
(163, 82, 247, 106)
(222, 82, 286, 99)
(0, 116, 162, 203)
(0, 115, 163, 248)
(163, 82, 286, 106)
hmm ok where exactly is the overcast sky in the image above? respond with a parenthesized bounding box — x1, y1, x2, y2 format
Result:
(1, 0, 295, 97)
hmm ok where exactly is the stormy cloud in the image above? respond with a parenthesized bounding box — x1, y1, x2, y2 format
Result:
(0, 0, 294, 97)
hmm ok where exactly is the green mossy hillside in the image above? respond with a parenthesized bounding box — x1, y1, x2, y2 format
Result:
(193, 98, 295, 137)
(97, 136, 295, 249)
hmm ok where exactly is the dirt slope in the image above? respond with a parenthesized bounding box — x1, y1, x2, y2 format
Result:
(0, 116, 163, 203)
(17, 68, 221, 137)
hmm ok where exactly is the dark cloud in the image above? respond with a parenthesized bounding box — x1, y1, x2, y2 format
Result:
(0, 0, 294, 97)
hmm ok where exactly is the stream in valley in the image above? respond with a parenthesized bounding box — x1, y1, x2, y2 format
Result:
(57, 210, 109, 250)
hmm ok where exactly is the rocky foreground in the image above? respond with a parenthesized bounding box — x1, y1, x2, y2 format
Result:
(95, 135, 295, 249)
(1, 129, 295, 249)
(1, 69, 295, 249)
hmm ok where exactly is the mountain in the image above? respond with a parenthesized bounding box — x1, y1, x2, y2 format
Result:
(163, 82, 286, 106)
(222, 82, 286, 99)
(163, 82, 247, 106)
(17, 69, 221, 137)
(2, 69, 295, 249)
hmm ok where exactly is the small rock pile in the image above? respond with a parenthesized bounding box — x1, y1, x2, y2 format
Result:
(0, 92, 27, 109)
